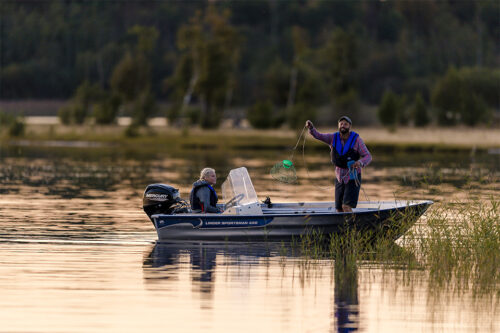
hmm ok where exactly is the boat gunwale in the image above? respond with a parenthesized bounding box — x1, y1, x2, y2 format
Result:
(151, 200, 433, 228)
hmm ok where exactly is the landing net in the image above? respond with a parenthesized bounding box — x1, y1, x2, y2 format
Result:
(270, 159, 297, 184)
(269, 126, 307, 184)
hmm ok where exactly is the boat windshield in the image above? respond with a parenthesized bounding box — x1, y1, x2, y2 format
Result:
(221, 167, 258, 206)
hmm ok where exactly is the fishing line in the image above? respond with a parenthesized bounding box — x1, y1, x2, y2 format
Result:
(290, 124, 306, 162)
(299, 125, 333, 191)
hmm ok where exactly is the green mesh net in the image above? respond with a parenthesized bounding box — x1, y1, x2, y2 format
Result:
(269, 126, 308, 184)
(270, 159, 297, 184)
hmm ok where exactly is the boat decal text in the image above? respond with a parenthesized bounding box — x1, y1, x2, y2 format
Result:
(156, 217, 273, 228)
(205, 220, 261, 226)
(145, 193, 168, 201)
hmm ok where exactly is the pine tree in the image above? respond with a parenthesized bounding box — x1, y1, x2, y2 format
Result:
(377, 90, 399, 130)
(412, 93, 430, 127)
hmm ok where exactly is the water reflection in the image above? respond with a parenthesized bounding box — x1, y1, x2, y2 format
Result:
(0, 142, 498, 332)
(143, 241, 273, 284)
(144, 242, 221, 294)
(334, 258, 359, 332)
(143, 242, 362, 332)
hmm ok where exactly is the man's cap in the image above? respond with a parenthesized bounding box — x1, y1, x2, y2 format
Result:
(338, 116, 352, 125)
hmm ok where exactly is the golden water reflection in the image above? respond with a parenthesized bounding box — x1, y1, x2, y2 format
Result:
(3, 241, 495, 332)
(0, 146, 498, 332)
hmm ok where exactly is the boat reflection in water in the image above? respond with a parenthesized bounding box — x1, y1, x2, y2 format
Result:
(143, 242, 275, 296)
(143, 241, 361, 332)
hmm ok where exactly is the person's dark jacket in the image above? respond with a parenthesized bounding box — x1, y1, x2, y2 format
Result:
(190, 180, 219, 213)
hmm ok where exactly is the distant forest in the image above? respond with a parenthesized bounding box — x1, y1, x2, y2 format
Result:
(0, 0, 499, 127)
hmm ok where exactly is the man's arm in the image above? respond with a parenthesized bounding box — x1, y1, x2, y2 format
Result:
(308, 126, 334, 146)
(196, 187, 219, 213)
(354, 137, 372, 168)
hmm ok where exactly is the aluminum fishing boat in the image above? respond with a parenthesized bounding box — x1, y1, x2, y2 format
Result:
(143, 167, 432, 241)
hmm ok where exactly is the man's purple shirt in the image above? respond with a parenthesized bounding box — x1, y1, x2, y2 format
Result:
(309, 127, 372, 184)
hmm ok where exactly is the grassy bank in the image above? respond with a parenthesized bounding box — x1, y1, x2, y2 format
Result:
(3, 123, 500, 152)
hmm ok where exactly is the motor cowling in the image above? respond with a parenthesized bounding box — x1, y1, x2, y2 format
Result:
(143, 184, 189, 220)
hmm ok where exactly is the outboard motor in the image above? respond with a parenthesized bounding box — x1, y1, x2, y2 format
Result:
(143, 184, 189, 222)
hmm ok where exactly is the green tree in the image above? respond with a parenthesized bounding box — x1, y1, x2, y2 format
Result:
(110, 53, 150, 102)
(431, 67, 496, 126)
(263, 58, 289, 107)
(431, 67, 463, 125)
(286, 26, 309, 113)
(459, 67, 500, 108)
(93, 93, 121, 125)
(397, 94, 410, 126)
(58, 80, 106, 125)
(377, 90, 400, 130)
(132, 90, 156, 127)
(110, 25, 158, 128)
(247, 100, 285, 129)
(2, 0, 500, 127)
(0, 111, 25, 137)
(321, 28, 359, 110)
(412, 93, 430, 127)
(288, 102, 315, 130)
(461, 93, 489, 126)
(334, 87, 360, 120)
(74, 80, 106, 110)
(58, 105, 73, 125)
(164, 54, 195, 124)
(166, 6, 242, 128)
(8, 117, 25, 137)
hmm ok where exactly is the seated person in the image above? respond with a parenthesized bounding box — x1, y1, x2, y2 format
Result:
(190, 168, 222, 213)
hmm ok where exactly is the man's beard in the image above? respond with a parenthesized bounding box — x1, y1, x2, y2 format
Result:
(339, 127, 349, 134)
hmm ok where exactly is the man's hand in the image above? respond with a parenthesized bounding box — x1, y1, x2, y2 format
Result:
(305, 120, 314, 129)
(352, 161, 363, 169)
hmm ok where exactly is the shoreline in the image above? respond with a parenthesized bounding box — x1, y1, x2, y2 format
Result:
(2, 119, 500, 151)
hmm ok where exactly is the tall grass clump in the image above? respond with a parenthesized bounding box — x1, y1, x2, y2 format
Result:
(288, 198, 498, 297)
(328, 227, 371, 263)
(404, 198, 499, 295)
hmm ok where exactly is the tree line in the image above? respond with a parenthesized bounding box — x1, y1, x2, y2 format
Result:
(0, 0, 498, 132)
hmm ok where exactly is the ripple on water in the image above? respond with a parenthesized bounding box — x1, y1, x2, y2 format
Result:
(0, 148, 498, 332)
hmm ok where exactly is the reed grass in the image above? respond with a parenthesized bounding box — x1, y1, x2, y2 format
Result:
(411, 198, 500, 296)
(288, 197, 499, 296)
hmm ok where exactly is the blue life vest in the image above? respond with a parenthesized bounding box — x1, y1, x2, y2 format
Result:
(330, 131, 360, 169)
(190, 183, 218, 212)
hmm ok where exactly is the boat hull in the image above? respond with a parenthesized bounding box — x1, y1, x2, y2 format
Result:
(151, 200, 432, 241)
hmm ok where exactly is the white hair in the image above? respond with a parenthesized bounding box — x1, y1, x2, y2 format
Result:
(200, 167, 215, 180)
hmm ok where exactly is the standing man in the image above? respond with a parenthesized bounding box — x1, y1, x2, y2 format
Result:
(305, 116, 372, 212)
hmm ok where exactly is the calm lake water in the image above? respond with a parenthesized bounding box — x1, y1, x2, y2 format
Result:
(0, 140, 498, 332)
